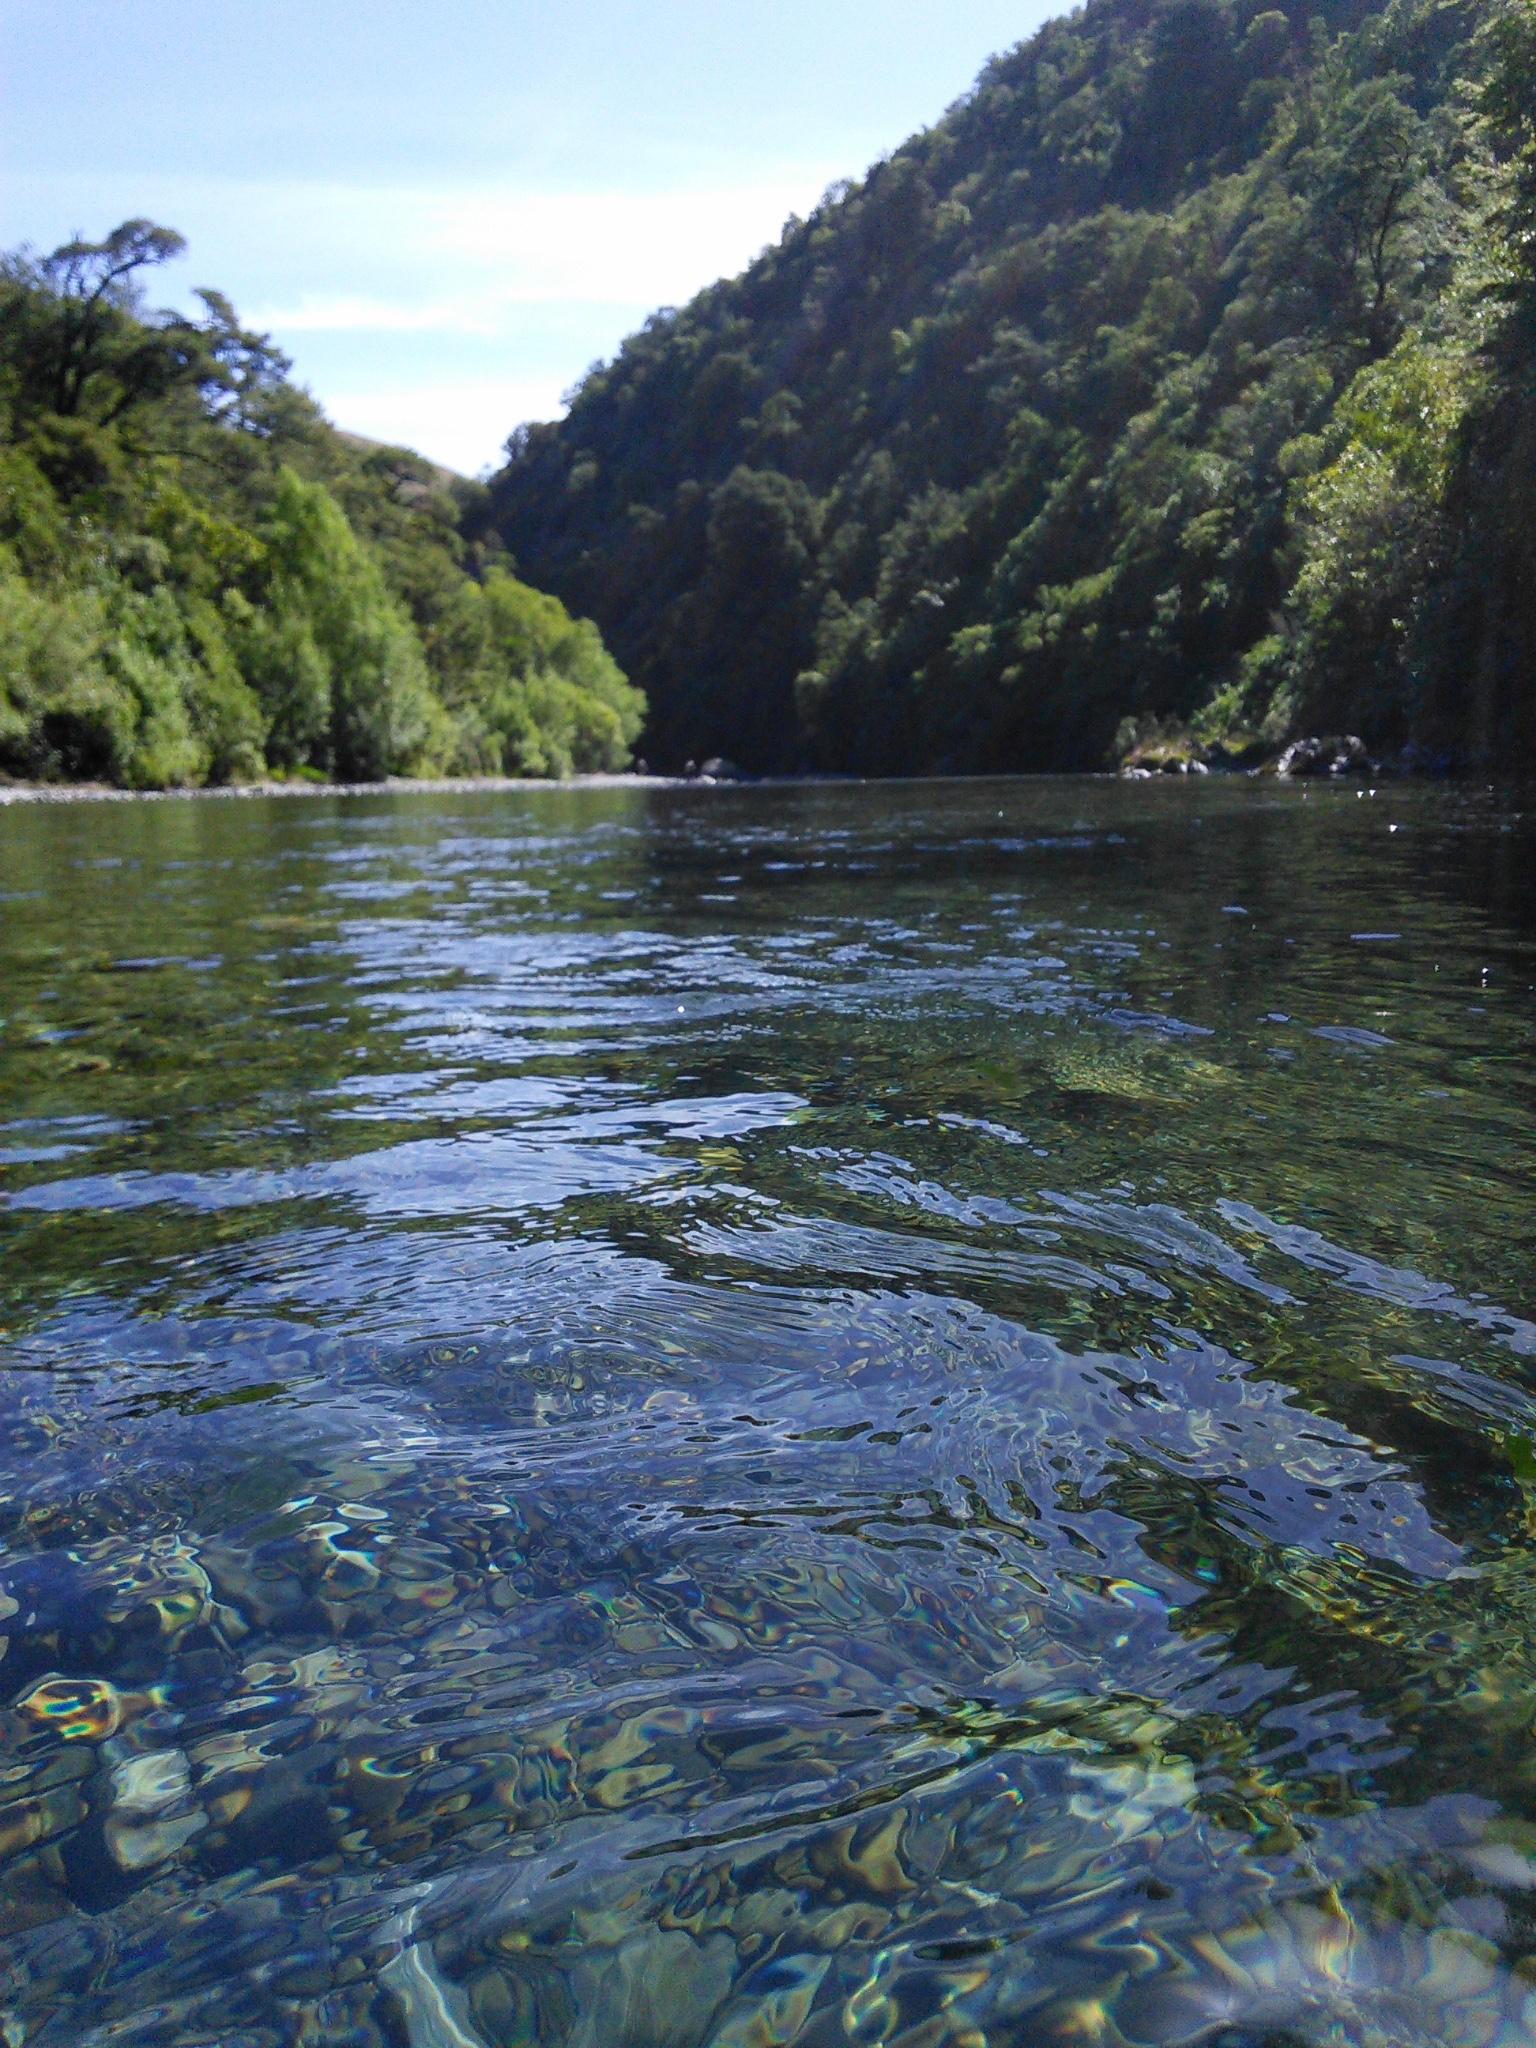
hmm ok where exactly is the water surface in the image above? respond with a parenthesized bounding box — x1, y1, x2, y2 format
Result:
(0, 776, 1534, 2048)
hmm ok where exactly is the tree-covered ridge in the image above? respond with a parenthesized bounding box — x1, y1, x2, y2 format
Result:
(485, 0, 1536, 776)
(0, 224, 643, 788)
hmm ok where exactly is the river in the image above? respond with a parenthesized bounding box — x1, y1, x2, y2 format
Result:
(0, 776, 1533, 2048)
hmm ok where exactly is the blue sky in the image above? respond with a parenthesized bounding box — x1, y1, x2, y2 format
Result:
(2, 1, 1058, 473)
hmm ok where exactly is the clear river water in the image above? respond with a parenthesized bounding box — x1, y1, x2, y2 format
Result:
(0, 775, 1534, 2048)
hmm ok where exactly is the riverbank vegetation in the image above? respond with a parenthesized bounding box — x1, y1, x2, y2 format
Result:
(0, 227, 643, 788)
(486, 0, 1536, 776)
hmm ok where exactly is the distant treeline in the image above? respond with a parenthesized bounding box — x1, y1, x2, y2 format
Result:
(486, 0, 1536, 776)
(0, 226, 642, 788)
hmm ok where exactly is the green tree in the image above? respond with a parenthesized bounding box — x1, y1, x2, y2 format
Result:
(0, 222, 203, 431)
(669, 468, 820, 771)
(234, 469, 450, 781)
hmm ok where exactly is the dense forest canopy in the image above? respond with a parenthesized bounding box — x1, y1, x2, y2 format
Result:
(485, 0, 1536, 776)
(0, 224, 643, 788)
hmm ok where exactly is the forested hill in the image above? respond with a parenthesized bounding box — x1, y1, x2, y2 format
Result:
(485, 0, 1536, 777)
(0, 227, 642, 788)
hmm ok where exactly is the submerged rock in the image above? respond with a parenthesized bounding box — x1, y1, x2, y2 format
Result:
(102, 1745, 205, 1870)
(14, 1675, 126, 1742)
(568, 1929, 736, 2048)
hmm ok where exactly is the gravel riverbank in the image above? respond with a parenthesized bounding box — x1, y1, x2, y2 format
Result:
(0, 773, 687, 807)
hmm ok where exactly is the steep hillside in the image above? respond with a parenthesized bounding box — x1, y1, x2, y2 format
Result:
(485, 0, 1536, 775)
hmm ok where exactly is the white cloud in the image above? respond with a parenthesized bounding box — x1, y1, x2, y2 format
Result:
(252, 173, 840, 468)
(262, 296, 493, 334)
(251, 175, 836, 325)
(420, 180, 834, 304)
(320, 376, 572, 477)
